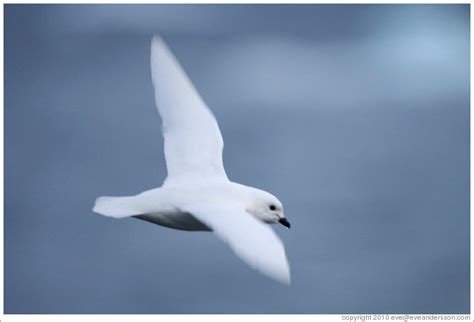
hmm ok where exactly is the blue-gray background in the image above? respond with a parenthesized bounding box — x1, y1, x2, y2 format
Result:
(5, 4, 470, 314)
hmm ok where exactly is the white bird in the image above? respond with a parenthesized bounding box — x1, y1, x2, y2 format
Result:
(93, 36, 291, 284)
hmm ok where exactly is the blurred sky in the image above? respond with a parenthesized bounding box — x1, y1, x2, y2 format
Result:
(4, 4, 470, 313)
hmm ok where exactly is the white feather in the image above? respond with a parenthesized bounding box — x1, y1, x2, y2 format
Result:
(184, 203, 291, 285)
(151, 36, 227, 185)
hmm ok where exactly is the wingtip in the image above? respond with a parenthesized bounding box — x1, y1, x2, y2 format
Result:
(273, 242, 291, 285)
(151, 34, 162, 42)
(150, 34, 175, 66)
(151, 34, 167, 51)
(277, 264, 292, 285)
(264, 257, 291, 285)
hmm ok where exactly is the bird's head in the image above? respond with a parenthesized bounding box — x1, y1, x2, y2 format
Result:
(245, 189, 290, 229)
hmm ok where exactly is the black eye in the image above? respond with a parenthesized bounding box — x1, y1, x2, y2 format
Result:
(269, 205, 276, 211)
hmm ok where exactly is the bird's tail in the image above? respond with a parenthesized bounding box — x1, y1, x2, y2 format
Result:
(93, 195, 143, 218)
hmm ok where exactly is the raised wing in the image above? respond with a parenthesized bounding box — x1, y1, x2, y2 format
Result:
(151, 36, 227, 185)
(183, 203, 291, 284)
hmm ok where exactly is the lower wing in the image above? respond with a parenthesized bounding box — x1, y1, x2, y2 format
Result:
(183, 203, 291, 284)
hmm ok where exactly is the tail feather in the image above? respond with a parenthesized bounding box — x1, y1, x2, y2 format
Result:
(93, 196, 143, 218)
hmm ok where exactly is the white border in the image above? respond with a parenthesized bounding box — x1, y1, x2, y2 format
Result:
(1, 0, 472, 3)
(1, 1, 471, 321)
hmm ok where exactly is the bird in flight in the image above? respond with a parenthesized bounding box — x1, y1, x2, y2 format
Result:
(93, 36, 291, 284)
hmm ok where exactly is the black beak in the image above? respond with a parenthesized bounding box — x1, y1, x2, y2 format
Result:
(278, 218, 291, 229)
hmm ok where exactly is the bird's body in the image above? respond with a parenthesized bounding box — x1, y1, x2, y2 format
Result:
(95, 181, 282, 231)
(93, 36, 291, 284)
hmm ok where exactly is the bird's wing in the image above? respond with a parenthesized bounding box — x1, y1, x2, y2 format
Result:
(182, 203, 291, 284)
(151, 36, 227, 185)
